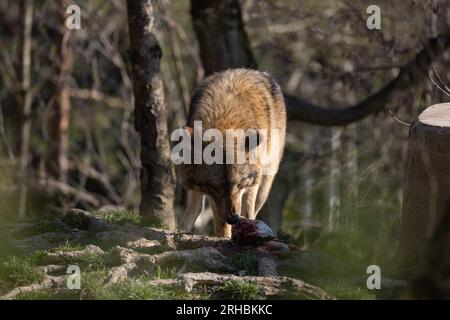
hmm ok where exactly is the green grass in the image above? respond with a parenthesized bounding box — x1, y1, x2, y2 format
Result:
(92, 210, 140, 226)
(305, 277, 378, 300)
(99, 280, 187, 300)
(146, 266, 178, 280)
(91, 209, 165, 228)
(15, 269, 207, 300)
(51, 241, 84, 252)
(0, 256, 45, 287)
(15, 290, 82, 300)
(321, 283, 376, 300)
(76, 252, 105, 271)
(29, 250, 48, 265)
(30, 246, 104, 272)
(79, 270, 203, 300)
(16, 291, 53, 300)
(214, 280, 262, 300)
(229, 252, 258, 275)
(78, 270, 109, 299)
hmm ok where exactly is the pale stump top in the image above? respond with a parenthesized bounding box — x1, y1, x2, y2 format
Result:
(418, 103, 450, 128)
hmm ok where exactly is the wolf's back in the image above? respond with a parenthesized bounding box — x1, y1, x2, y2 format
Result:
(187, 68, 286, 135)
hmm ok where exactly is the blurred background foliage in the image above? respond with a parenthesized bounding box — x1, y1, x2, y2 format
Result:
(0, 0, 449, 272)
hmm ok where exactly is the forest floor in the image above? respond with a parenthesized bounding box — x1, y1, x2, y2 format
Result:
(0, 208, 406, 300)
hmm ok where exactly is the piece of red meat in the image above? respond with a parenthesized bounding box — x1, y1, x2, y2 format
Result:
(231, 216, 275, 246)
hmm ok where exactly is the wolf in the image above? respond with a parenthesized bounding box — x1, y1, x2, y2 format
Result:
(178, 68, 286, 237)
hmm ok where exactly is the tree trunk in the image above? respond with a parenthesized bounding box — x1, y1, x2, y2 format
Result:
(126, 0, 176, 229)
(299, 130, 316, 249)
(399, 103, 450, 267)
(328, 128, 342, 230)
(190, 0, 257, 75)
(46, 0, 72, 183)
(345, 124, 359, 237)
(17, 0, 33, 219)
(409, 198, 450, 299)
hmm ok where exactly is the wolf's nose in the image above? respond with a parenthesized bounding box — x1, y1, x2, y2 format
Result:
(227, 214, 240, 225)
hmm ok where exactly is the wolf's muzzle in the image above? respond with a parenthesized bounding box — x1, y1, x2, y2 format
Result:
(226, 214, 240, 225)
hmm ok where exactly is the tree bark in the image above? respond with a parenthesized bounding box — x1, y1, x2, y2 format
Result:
(126, 0, 176, 229)
(190, 0, 450, 126)
(46, 0, 73, 183)
(328, 128, 342, 230)
(17, 0, 33, 219)
(409, 198, 450, 299)
(190, 0, 257, 75)
(399, 103, 450, 268)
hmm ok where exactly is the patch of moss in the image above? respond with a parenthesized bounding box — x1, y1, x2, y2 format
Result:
(140, 217, 166, 229)
(229, 252, 258, 275)
(214, 280, 262, 300)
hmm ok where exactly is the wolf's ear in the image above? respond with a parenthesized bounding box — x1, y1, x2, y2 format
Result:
(245, 130, 263, 152)
(183, 126, 194, 137)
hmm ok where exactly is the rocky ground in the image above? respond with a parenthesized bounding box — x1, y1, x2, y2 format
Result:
(0, 209, 406, 300)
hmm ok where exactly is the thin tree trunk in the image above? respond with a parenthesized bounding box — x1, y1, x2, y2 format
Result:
(160, 0, 190, 115)
(18, 0, 33, 219)
(126, 0, 176, 229)
(328, 128, 342, 230)
(399, 103, 450, 268)
(301, 132, 315, 249)
(46, 0, 73, 183)
(345, 124, 359, 236)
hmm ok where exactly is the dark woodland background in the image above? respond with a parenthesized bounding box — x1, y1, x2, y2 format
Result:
(0, 0, 449, 286)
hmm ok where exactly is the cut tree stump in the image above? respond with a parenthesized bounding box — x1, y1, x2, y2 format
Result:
(408, 199, 450, 299)
(399, 103, 450, 268)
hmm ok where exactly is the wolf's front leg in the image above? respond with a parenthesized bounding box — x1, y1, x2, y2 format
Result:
(211, 202, 232, 238)
(241, 185, 259, 219)
(179, 190, 204, 232)
(213, 216, 232, 238)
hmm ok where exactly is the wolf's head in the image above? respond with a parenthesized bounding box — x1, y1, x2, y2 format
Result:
(178, 126, 263, 224)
